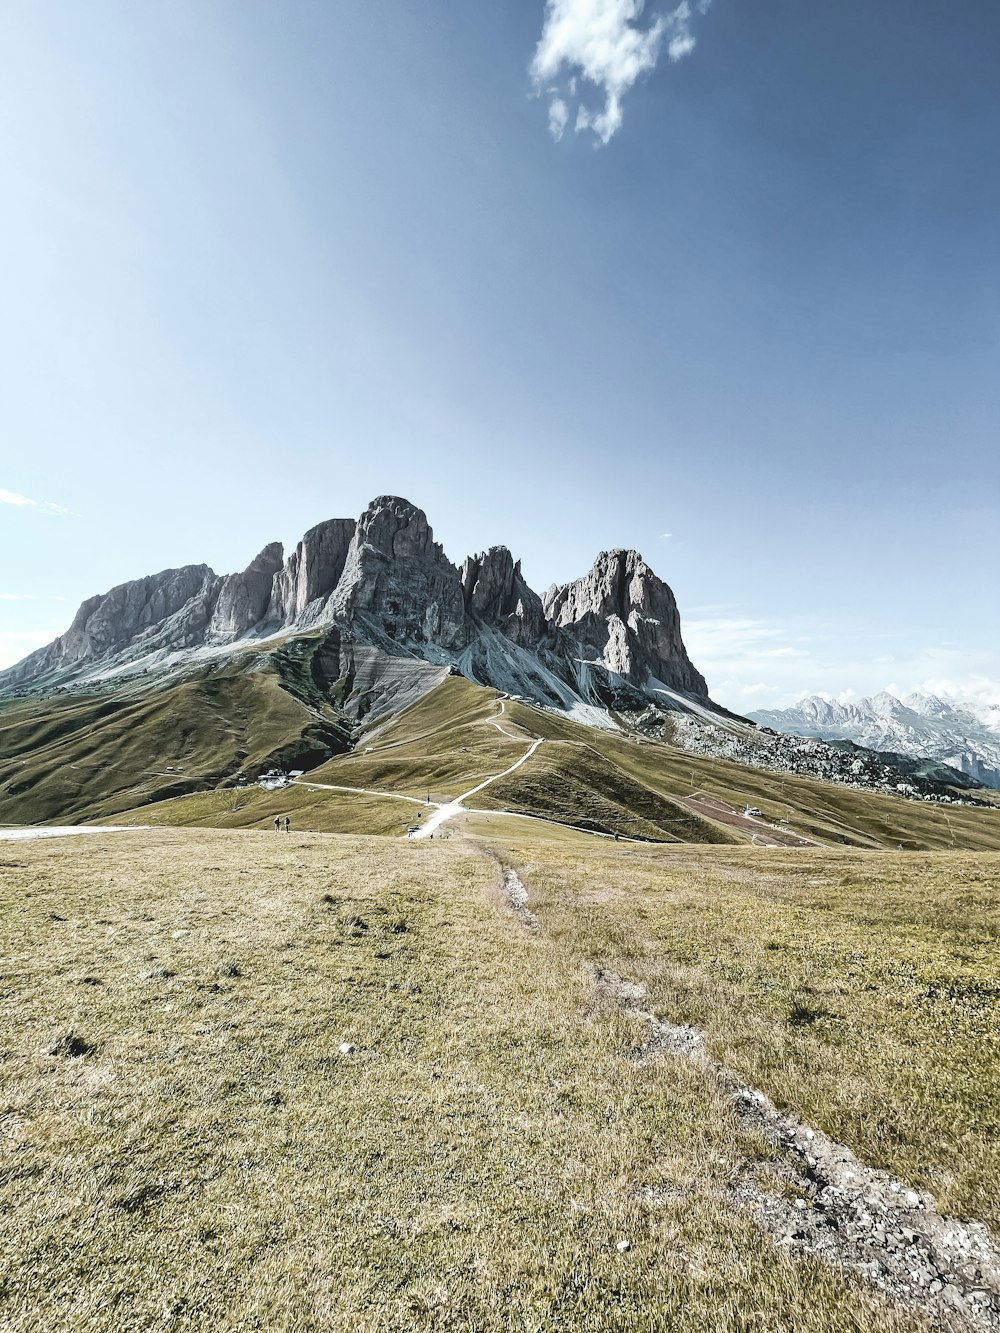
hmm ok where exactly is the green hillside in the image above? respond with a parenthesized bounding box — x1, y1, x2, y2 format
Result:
(0, 664, 350, 826)
(3, 663, 999, 851)
(96, 673, 1000, 852)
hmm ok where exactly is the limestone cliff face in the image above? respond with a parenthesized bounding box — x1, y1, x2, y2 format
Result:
(0, 498, 711, 715)
(4, 564, 220, 684)
(329, 497, 469, 650)
(209, 543, 285, 640)
(460, 546, 547, 648)
(268, 519, 355, 625)
(544, 549, 707, 697)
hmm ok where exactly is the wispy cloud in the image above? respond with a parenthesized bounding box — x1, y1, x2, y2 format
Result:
(0, 487, 72, 516)
(0, 593, 66, 601)
(548, 96, 570, 140)
(531, 0, 709, 145)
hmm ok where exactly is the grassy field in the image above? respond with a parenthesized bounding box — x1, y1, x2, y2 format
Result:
(2, 826, 997, 1330)
(5, 669, 999, 855)
(114, 677, 1000, 854)
(498, 698, 1000, 853)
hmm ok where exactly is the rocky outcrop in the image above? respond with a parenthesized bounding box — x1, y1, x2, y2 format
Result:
(268, 519, 355, 624)
(329, 497, 468, 650)
(209, 543, 285, 640)
(460, 546, 547, 648)
(544, 549, 707, 697)
(0, 497, 713, 723)
(3, 564, 220, 685)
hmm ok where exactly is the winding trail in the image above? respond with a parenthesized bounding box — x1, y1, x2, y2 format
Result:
(411, 731, 543, 840)
(292, 695, 545, 841)
(294, 781, 429, 808)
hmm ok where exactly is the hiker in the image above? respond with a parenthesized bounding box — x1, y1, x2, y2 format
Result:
(274, 816, 280, 832)
(284, 816, 291, 833)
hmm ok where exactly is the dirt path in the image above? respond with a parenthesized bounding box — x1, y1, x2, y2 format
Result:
(488, 695, 533, 742)
(488, 857, 1000, 1330)
(293, 697, 545, 842)
(411, 730, 543, 840)
(294, 780, 430, 809)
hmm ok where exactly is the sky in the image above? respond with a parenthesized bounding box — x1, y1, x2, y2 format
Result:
(1, 0, 998, 711)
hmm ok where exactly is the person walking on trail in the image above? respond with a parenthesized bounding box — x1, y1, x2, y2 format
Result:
(284, 816, 291, 833)
(274, 816, 280, 832)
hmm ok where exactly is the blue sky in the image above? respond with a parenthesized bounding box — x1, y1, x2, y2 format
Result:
(1, 0, 997, 709)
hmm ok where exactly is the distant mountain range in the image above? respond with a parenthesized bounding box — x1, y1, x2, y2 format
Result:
(750, 693, 1000, 790)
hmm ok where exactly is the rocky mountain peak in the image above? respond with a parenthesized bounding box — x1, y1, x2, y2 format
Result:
(460, 546, 547, 648)
(749, 691, 1000, 790)
(209, 543, 285, 640)
(330, 496, 467, 649)
(1, 495, 711, 716)
(544, 549, 707, 697)
(353, 495, 441, 562)
(269, 518, 356, 625)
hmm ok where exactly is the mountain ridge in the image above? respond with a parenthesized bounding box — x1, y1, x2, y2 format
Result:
(750, 691, 1000, 790)
(1, 495, 709, 724)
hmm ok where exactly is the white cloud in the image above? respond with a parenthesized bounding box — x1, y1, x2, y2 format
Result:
(548, 96, 570, 140)
(0, 487, 71, 516)
(667, 30, 695, 60)
(0, 594, 38, 601)
(658, 531, 672, 539)
(908, 676, 1000, 709)
(531, 0, 709, 145)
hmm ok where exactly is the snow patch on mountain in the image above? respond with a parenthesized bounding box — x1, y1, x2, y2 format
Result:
(749, 692, 1000, 790)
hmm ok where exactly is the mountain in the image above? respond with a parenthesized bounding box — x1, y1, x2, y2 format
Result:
(4, 499, 997, 839)
(0, 494, 709, 721)
(749, 692, 1000, 790)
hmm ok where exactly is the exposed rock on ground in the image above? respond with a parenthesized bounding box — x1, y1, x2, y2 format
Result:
(594, 967, 1000, 1331)
(668, 713, 989, 806)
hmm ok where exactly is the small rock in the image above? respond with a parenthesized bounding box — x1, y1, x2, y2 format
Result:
(616, 1240, 630, 1253)
(904, 1190, 920, 1207)
(339, 1042, 355, 1055)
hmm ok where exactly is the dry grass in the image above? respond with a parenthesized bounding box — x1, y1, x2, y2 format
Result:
(486, 833, 1000, 1230)
(0, 828, 968, 1331)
